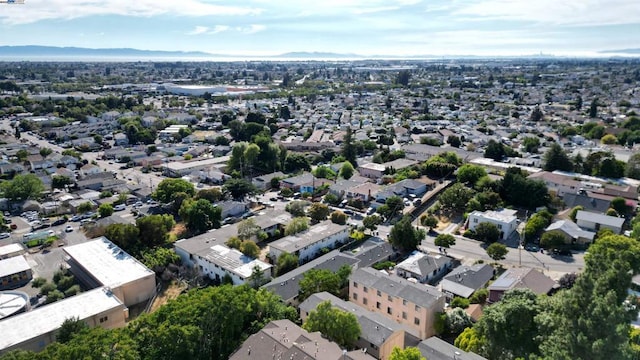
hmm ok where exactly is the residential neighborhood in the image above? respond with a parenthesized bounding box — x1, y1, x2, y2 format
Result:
(0, 58, 639, 359)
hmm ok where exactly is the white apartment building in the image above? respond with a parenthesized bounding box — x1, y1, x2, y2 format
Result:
(269, 221, 350, 264)
(468, 209, 519, 240)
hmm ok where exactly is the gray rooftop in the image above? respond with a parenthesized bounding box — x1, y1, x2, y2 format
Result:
(546, 220, 595, 241)
(270, 221, 348, 254)
(418, 336, 487, 360)
(488, 267, 555, 295)
(350, 267, 444, 309)
(396, 251, 451, 279)
(441, 264, 494, 298)
(575, 210, 625, 228)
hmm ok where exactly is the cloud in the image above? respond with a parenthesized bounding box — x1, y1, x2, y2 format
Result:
(454, 0, 640, 26)
(237, 24, 266, 34)
(210, 25, 230, 34)
(187, 26, 210, 35)
(1, 0, 263, 25)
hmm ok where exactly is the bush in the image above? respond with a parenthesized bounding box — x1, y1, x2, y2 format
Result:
(31, 277, 47, 288)
(39, 282, 57, 297)
(372, 261, 396, 271)
(450, 297, 470, 309)
(45, 290, 64, 304)
(56, 276, 75, 292)
(64, 285, 81, 297)
(469, 288, 488, 304)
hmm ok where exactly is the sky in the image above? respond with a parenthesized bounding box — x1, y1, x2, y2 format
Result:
(0, 0, 639, 57)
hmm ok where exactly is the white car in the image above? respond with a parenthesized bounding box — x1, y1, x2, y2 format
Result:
(65, 225, 74, 232)
(0, 233, 10, 239)
(114, 204, 126, 211)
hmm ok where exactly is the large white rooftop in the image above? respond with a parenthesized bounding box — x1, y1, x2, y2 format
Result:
(0, 256, 30, 278)
(0, 287, 124, 351)
(63, 237, 154, 288)
(203, 244, 272, 279)
(0, 244, 24, 258)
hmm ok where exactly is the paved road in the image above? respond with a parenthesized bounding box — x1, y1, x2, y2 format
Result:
(420, 234, 584, 279)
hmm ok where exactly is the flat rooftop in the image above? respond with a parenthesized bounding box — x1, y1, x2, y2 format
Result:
(270, 221, 348, 253)
(165, 156, 230, 171)
(63, 237, 154, 288)
(0, 287, 124, 352)
(202, 244, 272, 278)
(0, 256, 30, 278)
(0, 291, 28, 320)
(0, 244, 24, 258)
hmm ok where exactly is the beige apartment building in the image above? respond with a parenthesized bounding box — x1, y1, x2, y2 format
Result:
(349, 267, 445, 339)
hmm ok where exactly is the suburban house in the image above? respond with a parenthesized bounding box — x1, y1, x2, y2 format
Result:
(216, 201, 248, 220)
(440, 264, 494, 300)
(562, 192, 611, 214)
(113, 133, 129, 146)
(192, 244, 272, 285)
(488, 267, 556, 303)
(575, 210, 625, 234)
(63, 237, 157, 307)
(80, 164, 102, 177)
(418, 336, 487, 360)
(347, 182, 383, 202)
(251, 171, 284, 191)
(395, 251, 452, 284)
(544, 220, 596, 246)
(269, 221, 350, 264)
(468, 209, 519, 240)
(300, 292, 421, 360)
(359, 162, 387, 179)
(279, 172, 332, 194)
(229, 319, 373, 360)
(527, 171, 581, 197)
(349, 267, 446, 339)
(174, 210, 291, 268)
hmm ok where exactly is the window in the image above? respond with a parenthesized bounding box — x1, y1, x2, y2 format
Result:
(376, 302, 381, 309)
(363, 298, 368, 305)
(473, 218, 478, 223)
(388, 295, 393, 301)
(497, 224, 503, 229)
(353, 293, 358, 300)
(387, 307, 392, 315)
(353, 282, 358, 288)
(403, 299, 407, 306)
(415, 305, 421, 312)
(363, 286, 368, 293)
(99, 316, 108, 323)
(377, 290, 381, 297)
(414, 317, 420, 325)
(402, 311, 407, 320)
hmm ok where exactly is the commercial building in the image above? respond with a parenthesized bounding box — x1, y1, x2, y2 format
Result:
(63, 237, 156, 307)
(0, 256, 32, 290)
(163, 156, 230, 177)
(349, 267, 446, 339)
(0, 287, 127, 354)
(269, 221, 350, 264)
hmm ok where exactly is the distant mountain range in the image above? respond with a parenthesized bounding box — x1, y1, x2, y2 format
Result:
(599, 48, 640, 54)
(1, 45, 639, 60)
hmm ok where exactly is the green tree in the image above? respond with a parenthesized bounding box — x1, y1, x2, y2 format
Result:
(420, 214, 439, 229)
(342, 127, 358, 166)
(302, 301, 361, 349)
(330, 210, 348, 225)
(475, 222, 501, 243)
(153, 178, 195, 203)
(104, 223, 140, 252)
(313, 165, 336, 179)
(484, 139, 506, 161)
(196, 188, 224, 203)
(284, 217, 310, 236)
(240, 240, 260, 258)
(77, 201, 93, 214)
(276, 252, 299, 276)
(499, 167, 549, 209)
(476, 288, 541, 359)
(0, 174, 45, 201)
(307, 203, 331, 222)
(298, 268, 343, 302)
(625, 153, 640, 179)
(179, 199, 222, 234)
(589, 97, 599, 117)
(389, 215, 426, 251)
(455, 327, 483, 354)
(434, 233, 456, 248)
(439, 183, 475, 213)
(611, 197, 631, 216)
(98, 203, 113, 218)
(39, 147, 53, 158)
(52, 175, 73, 190)
(363, 214, 382, 232)
(385, 195, 405, 218)
(542, 143, 573, 172)
(223, 178, 257, 200)
(456, 164, 487, 185)
(237, 218, 261, 240)
(522, 136, 541, 153)
(446, 307, 474, 336)
(447, 135, 462, 148)
(57, 317, 89, 344)
(540, 232, 566, 250)
(339, 161, 355, 179)
(284, 153, 311, 172)
(136, 214, 175, 246)
(486, 242, 508, 260)
(389, 346, 426, 360)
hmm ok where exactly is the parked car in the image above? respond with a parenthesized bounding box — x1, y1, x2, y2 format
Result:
(65, 225, 74, 232)
(70, 215, 82, 222)
(114, 204, 126, 211)
(0, 233, 10, 239)
(52, 218, 68, 226)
